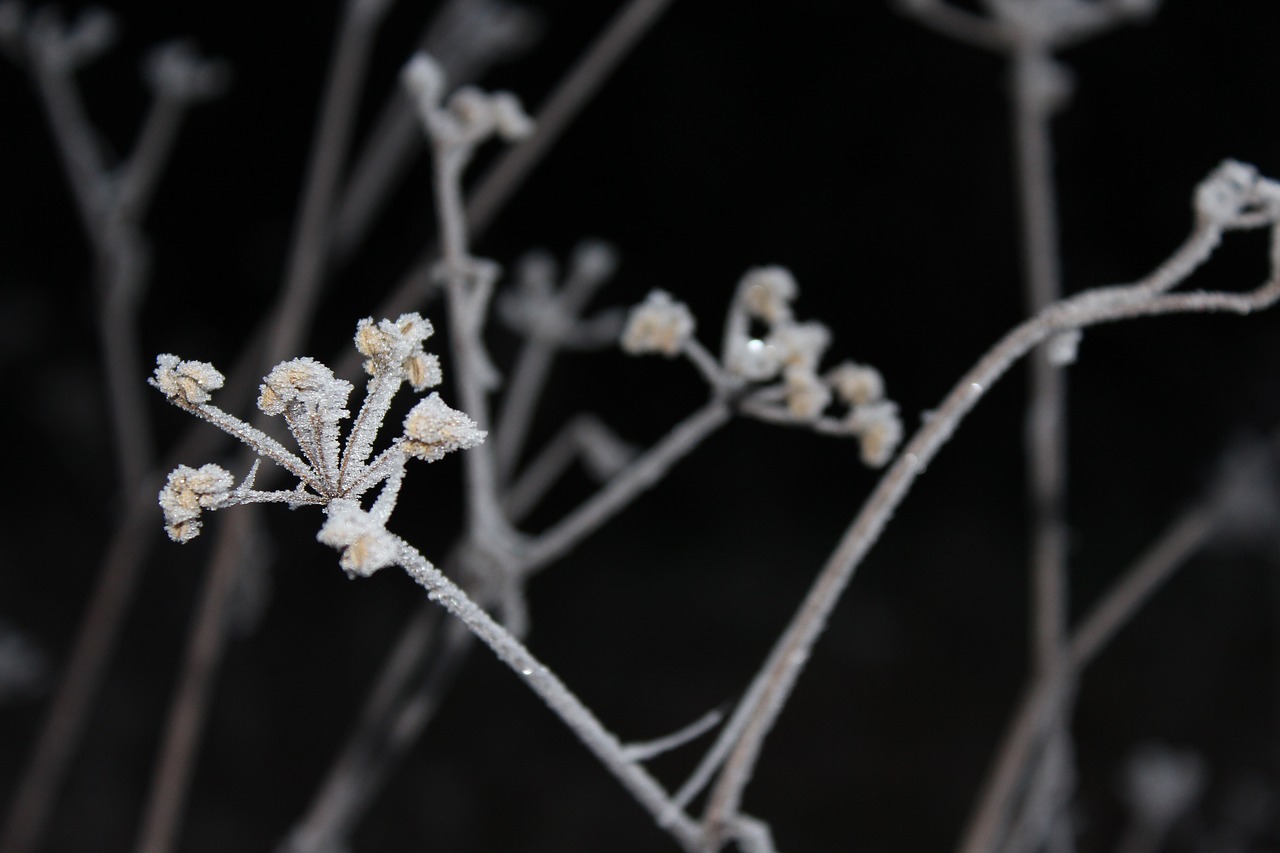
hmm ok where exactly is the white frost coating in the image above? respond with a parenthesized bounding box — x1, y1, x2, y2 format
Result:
(827, 361, 885, 406)
(848, 401, 903, 468)
(354, 312, 441, 391)
(317, 499, 400, 577)
(738, 266, 797, 324)
(257, 357, 352, 418)
(402, 392, 487, 462)
(150, 354, 225, 405)
(783, 368, 832, 421)
(159, 463, 234, 542)
(768, 320, 830, 371)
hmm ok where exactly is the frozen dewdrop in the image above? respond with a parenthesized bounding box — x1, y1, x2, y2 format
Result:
(402, 393, 487, 462)
(258, 357, 351, 416)
(317, 499, 399, 577)
(1195, 159, 1259, 226)
(1122, 743, 1205, 829)
(489, 91, 534, 141)
(769, 320, 831, 371)
(784, 368, 832, 421)
(727, 337, 782, 381)
(159, 463, 233, 542)
(738, 266, 798, 324)
(827, 361, 884, 406)
(151, 354, 224, 405)
(401, 51, 446, 116)
(849, 401, 902, 468)
(621, 290, 695, 358)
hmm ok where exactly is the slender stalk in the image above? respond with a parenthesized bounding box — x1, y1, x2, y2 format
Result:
(391, 536, 703, 851)
(519, 399, 731, 575)
(957, 504, 1218, 853)
(696, 224, 1277, 848)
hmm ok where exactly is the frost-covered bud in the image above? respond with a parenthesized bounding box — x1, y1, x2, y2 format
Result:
(489, 90, 534, 141)
(738, 266, 798, 324)
(447, 86, 496, 138)
(827, 361, 884, 407)
(258, 357, 352, 416)
(402, 393, 486, 462)
(402, 51, 446, 118)
(354, 313, 441, 391)
(726, 337, 782, 381)
(1195, 159, 1260, 226)
(159, 463, 234, 543)
(317, 499, 399, 577)
(768, 320, 831, 371)
(151, 354, 224, 405)
(849, 401, 902, 468)
(1122, 743, 1205, 829)
(784, 368, 832, 421)
(621, 290, 695, 358)
(143, 40, 229, 101)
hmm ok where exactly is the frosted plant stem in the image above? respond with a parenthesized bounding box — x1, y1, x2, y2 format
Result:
(0, 483, 158, 853)
(493, 265, 612, 482)
(519, 399, 732, 575)
(502, 414, 625, 521)
(135, 508, 253, 853)
(391, 537, 703, 850)
(1010, 45, 1075, 850)
(28, 50, 108, 245)
(363, 0, 677, 328)
(958, 504, 1218, 853)
(135, 5, 394, 851)
(696, 225, 1279, 849)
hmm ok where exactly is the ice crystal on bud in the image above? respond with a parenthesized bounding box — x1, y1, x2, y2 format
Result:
(401, 52, 446, 117)
(402, 393, 487, 462)
(355, 313, 442, 391)
(849, 401, 903, 468)
(317, 499, 399, 577)
(828, 362, 884, 406)
(151, 354, 224, 405)
(621, 290, 695, 357)
(402, 50, 534, 149)
(159, 463, 234, 542)
(258, 357, 351, 417)
(739, 266, 798, 324)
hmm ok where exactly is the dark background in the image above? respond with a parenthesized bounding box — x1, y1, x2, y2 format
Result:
(4, 0, 1280, 850)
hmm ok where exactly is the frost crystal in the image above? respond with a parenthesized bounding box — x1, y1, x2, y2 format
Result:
(621, 290, 695, 357)
(151, 354, 224, 405)
(159, 463, 234, 542)
(402, 393, 487, 462)
(317, 499, 400, 577)
(355, 312, 442, 391)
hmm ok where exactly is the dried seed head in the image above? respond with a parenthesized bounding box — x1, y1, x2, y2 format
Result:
(317, 499, 399, 577)
(258, 357, 351, 416)
(784, 367, 832, 421)
(402, 393, 487, 462)
(159, 463, 234, 542)
(621, 290, 695, 358)
(848, 401, 903, 468)
(354, 313, 441, 391)
(151, 354, 224, 405)
(827, 362, 884, 407)
(738, 266, 798, 324)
